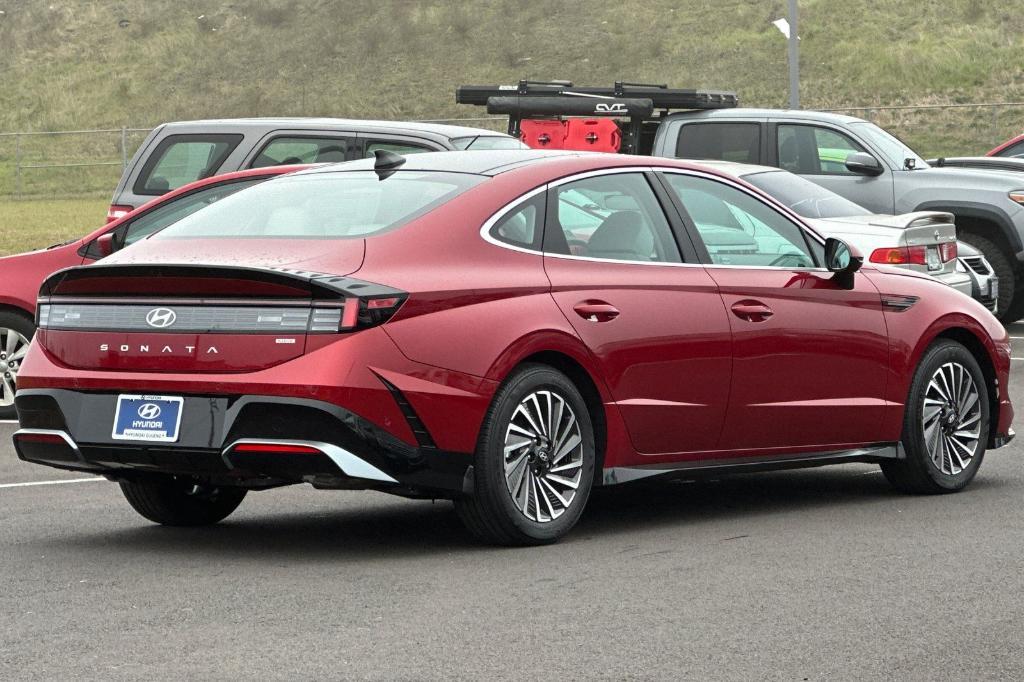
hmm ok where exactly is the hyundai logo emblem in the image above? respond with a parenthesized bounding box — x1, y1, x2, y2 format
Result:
(137, 403, 162, 420)
(145, 307, 177, 329)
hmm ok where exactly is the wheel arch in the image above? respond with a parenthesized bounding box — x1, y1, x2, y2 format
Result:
(914, 201, 1022, 257)
(930, 327, 999, 425)
(0, 301, 35, 323)
(485, 330, 618, 486)
(517, 350, 608, 486)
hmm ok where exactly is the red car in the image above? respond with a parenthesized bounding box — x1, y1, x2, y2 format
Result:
(987, 133, 1024, 158)
(0, 165, 308, 418)
(12, 150, 1014, 545)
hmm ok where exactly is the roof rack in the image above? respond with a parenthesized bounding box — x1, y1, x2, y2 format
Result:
(455, 80, 738, 154)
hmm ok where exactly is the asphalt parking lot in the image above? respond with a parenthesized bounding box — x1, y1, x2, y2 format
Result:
(3, 328, 1024, 680)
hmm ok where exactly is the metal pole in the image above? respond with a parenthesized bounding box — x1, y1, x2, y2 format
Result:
(121, 126, 128, 169)
(14, 133, 21, 198)
(788, 0, 800, 109)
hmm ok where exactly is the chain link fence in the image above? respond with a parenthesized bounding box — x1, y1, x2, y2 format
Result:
(1, 105, 1022, 200)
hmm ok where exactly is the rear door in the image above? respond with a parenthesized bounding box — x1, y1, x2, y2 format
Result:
(542, 169, 733, 456)
(658, 169, 891, 452)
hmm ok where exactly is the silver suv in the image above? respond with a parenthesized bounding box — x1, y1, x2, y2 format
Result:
(108, 118, 524, 221)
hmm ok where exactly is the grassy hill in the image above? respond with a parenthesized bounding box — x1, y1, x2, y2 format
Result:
(1, 0, 1023, 132)
(0, 0, 1023, 216)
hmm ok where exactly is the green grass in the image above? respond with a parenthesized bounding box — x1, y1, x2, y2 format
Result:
(1, 0, 1023, 208)
(0, 198, 108, 256)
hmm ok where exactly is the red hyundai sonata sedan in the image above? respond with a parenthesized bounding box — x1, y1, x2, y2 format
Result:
(13, 150, 1014, 545)
(0, 164, 308, 418)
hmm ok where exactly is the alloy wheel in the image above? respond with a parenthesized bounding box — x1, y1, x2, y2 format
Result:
(922, 361, 982, 475)
(503, 390, 584, 522)
(0, 326, 30, 408)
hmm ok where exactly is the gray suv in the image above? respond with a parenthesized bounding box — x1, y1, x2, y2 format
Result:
(652, 109, 1024, 321)
(108, 117, 524, 220)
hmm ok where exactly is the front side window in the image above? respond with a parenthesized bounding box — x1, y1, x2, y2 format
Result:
(777, 124, 867, 175)
(547, 173, 681, 263)
(675, 122, 761, 163)
(152, 171, 483, 240)
(251, 136, 350, 167)
(662, 173, 817, 268)
(134, 134, 242, 195)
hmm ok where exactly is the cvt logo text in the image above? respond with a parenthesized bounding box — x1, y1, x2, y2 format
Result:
(145, 308, 177, 329)
(595, 103, 628, 114)
(137, 403, 162, 420)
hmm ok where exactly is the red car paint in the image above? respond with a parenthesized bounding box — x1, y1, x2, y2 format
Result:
(0, 165, 309, 319)
(987, 133, 1024, 157)
(13, 151, 1013, 496)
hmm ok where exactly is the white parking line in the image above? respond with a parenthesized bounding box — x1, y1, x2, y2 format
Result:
(0, 420, 18, 424)
(0, 477, 104, 490)
(1014, 358, 1024, 361)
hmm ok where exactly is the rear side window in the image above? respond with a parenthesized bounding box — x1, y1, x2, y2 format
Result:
(675, 123, 760, 163)
(364, 141, 431, 157)
(547, 173, 681, 263)
(134, 134, 242, 195)
(453, 136, 528, 150)
(489, 194, 544, 249)
(251, 136, 350, 167)
(152, 171, 483, 240)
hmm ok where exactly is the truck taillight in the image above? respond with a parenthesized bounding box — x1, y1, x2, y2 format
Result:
(870, 246, 928, 265)
(106, 204, 134, 223)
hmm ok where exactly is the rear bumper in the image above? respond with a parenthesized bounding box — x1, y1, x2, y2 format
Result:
(13, 389, 474, 496)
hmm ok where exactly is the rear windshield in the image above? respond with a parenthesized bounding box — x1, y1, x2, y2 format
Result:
(742, 169, 872, 219)
(151, 171, 483, 240)
(134, 134, 242, 195)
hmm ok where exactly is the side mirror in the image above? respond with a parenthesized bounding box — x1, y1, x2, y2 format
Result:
(844, 152, 884, 176)
(95, 233, 117, 257)
(825, 237, 863, 288)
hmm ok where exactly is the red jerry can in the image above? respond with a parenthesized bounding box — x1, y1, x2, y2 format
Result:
(520, 120, 568, 149)
(563, 119, 621, 152)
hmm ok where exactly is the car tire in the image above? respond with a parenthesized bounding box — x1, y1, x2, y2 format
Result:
(0, 310, 35, 420)
(120, 477, 247, 526)
(880, 340, 989, 494)
(455, 364, 596, 546)
(959, 233, 1023, 322)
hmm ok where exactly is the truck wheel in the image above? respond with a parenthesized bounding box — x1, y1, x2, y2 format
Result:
(0, 311, 35, 420)
(959, 233, 1024, 322)
(120, 477, 247, 526)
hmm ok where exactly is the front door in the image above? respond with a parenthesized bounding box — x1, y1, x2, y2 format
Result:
(659, 169, 891, 452)
(542, 170, 733, 456)
(773, 122, 896, 215)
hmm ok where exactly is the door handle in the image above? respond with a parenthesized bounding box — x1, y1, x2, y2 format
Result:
(730, 300, 774, 322)
(573, 301, 620, 323)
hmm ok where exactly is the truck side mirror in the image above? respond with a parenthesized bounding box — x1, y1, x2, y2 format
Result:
(845, 152, 884, 177)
